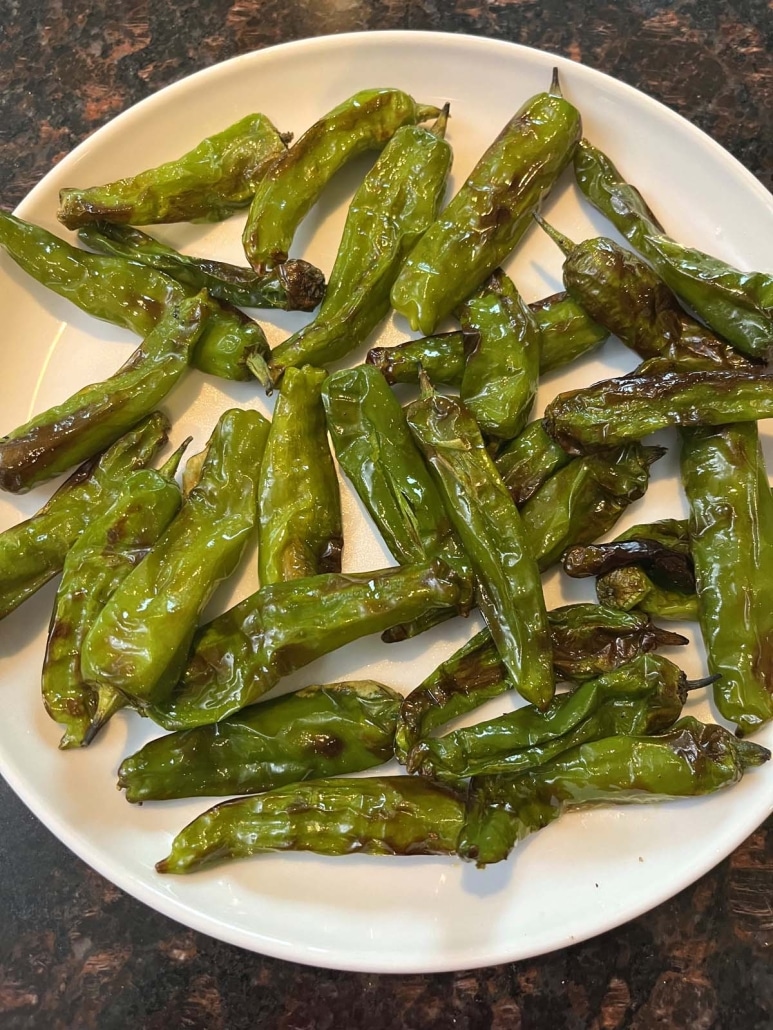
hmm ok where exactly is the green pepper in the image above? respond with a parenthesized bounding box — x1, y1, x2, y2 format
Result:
(394, 606, 686, 762)
(118, 680, 401, 802)
(406, 378, 554, 708)
(42, 442, 188, 748)
(0, 413, 169, 621)
(562, 518, 694, 587)
(81, 408, 269, 709)
(493, 420, 574, 506)
(149, 559, 464, 730)
(574, 139, 773, 357)
(243, 89, 441, 272)
(0, 211, 269, 383)
(409, 653, 694, 782)
(156, 775, 518, 874)
(544, 360, 773, 454)
(458, 269, 540, 440)
(258, 366, 342, 585)
(390, 71, 582, 335)
(0, 293, 210, 494)
(78, 223, 326, 312)
(58, 113, 289, 228)
(681, 422, 773, 734)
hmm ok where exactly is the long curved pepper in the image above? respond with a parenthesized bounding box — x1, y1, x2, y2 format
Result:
(243, 89, 441, 273)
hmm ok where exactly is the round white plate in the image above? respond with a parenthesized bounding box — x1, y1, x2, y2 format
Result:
(1, 31, 772, 974)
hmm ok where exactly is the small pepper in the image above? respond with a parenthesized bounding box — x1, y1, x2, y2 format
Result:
(0, 413, 169, 622)
(243, 89, 441, 272)
(562, 518, 694, 587)
(118, 680, 401, 802)
(58, 113, 290, 228)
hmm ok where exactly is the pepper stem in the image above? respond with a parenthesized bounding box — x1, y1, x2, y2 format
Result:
(247, 351, 271, 387)
(430, 103, 451, 140)
(79, 689, 126, 748)
(417, 103, 443, 123)
(158, 436, 192, 479)
(684, 673, 721, 692)
(550, 67, 562, 98)
(417, 366, 435, 401)
(534, 215, 576, 257)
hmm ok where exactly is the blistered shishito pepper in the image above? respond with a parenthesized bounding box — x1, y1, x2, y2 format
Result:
(258, 366, 342, 585)
(0, 413, 169, 622)
(149, 559, 463, 730)
(409, 653, 696, 781)
(520, 444, 663, 570)
(406, 378, 554, 708)
(156, 775, 518, 874)
(562, 518, 693, 585)
(270, 108, 452, 377)
(42, 443, 188, 748)
(537, 218, 751, 369)
(544, 360, 773, 454)
(366, 292, 608, 387)
(78, 223, 326, 312)
(458, 269, 540, 440)
(0, 293, 209, 494)
(0, 211, 269, 383)
(494, 420, 574, 506)
(118, 681, 401, 802)
(574, 139, 773, 357)
(58, 113, 290, 228)
(681, 422, 773, 734)
(81, 409, 270, 709)
(243, 89, 441, 272)
(391, 71, 582, 335)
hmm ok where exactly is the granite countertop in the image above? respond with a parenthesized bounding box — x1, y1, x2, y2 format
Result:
(1, 2, 772, 1028)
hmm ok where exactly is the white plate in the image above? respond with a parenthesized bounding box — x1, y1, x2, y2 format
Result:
(1, 31, 772, 974)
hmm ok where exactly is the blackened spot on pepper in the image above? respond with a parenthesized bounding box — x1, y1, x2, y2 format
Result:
(305, 733, 345, 759)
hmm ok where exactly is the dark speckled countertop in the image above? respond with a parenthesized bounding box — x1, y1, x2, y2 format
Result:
(1, 2, 772, 1028)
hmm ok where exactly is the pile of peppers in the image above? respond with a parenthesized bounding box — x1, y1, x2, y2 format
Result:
(0, 72, 770, 880)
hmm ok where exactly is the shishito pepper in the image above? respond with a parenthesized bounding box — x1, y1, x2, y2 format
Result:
(406, 378, 554, 709)
(0, 293, 210, 494)
(243, 89, 441, 272)
(0, 412, 169, 622)
(42, 442, 189, 748)
(270, 108, 452, 377)
(394, 606, 686, 763)
(494, 419, 574, 507)
(409, 653, 697, 782)
(574, 139, 773, 357)
(258, 366, 342, 585)
(390, 70, 582, 335)
(58, 113, 290, 228)
(681, 422, 773, 734)
(118, 681, 401, 802)
(0, 211, 270, 383)
(458, 269, 540, 440)
(156, 775, 518, 874)
(366, 292, 608, 387)
(149, 559, 464, 730)
(544, 360, 773, 454)
(78, 223, 326, 312)
(81, 408, 270, 709)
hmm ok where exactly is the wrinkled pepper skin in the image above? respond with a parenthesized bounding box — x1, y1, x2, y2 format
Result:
(78, 223, 326, 312)
(58, 113, 289, 228)
(494, 420, 574, 507)
(390, 72, 582, 335)
(538, 219, 752, 370)
(520, 444, 663, 570)
(270, 111, 452, 377)
(156, 775, 518, 874)
(596, 566, 699, 622)
(258, 366, 342, 585)
(119, 680, 401, 802)
(42, 445, 187, 749)
(681, 423, 773, 734)
(149, 559, 464, 730)
(394, 605, 686, 762)
(81, 409, 270, 709)
(243, 89, 441, 272)
(0, 413, 169, 621)
(458, 269, 540, 440)
(0, 211, 269, 383)
(409, 653, 691, 781)
(562, 518, 694, 587)
(406, 381, 554, 709)
(544, 361, 773, 454)
(574, 139, 773, 357)
(366, 293, 608, 387)
(0, 294, 209, 494)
